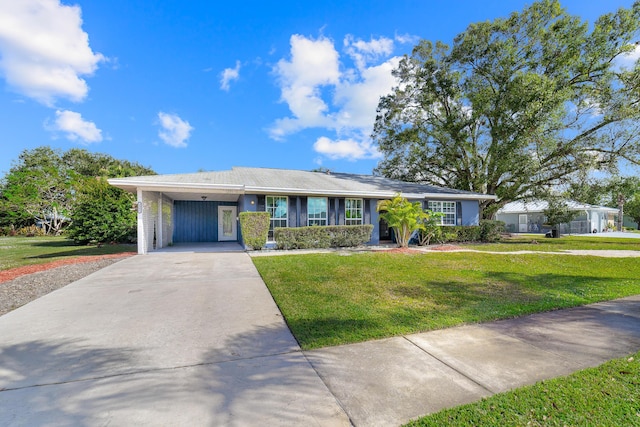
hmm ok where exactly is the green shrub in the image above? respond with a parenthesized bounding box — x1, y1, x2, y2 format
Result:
(438, 226, 480, 243)
(67, 178, 136, 244)
(479, 219, 505, 242)
(239, 211, 270, 250)
(16, 225, 46, 237)
(275, 225, 373, 250)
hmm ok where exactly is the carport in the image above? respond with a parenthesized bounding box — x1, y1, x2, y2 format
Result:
(120, 181, 246, 254)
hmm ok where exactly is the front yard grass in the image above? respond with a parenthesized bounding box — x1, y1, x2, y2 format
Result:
(0, 236, 135, 271)
(406, 350, 640, 426)
(465, 234, 640, 252)
(252, 251, 640, 349)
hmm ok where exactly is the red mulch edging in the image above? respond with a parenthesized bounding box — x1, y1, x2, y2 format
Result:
(0, 253, 136, 284)
(430, 245, 464, 251)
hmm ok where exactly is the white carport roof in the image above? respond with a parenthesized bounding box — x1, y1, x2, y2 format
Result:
(108, 166, 497, 201)
(498, 200, 619, 214)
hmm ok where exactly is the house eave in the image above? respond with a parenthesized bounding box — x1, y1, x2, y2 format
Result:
(108, 179, 497, 201)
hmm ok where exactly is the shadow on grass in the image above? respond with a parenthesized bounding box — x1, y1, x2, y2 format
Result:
(26, 245, 136, 259)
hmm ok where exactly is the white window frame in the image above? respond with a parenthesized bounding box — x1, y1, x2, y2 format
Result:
(307, 197, 328, 226)
(266, 196, 288, 240)
(345, 198, 363, 225)
(428, 201, 457, 226)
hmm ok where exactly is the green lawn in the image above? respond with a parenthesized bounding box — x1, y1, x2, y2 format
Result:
(0, 236, 136, 271)
(406, 350, 640, 426)
(252, 251, 640, 349)
(464, 234, 640, 252)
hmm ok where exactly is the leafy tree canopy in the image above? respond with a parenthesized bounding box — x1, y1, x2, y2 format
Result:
(373, 0, 640, 217)
(1, 146, 155, 234)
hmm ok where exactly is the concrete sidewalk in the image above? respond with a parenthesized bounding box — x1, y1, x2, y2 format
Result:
(0, 253, 350, 426)
(305, 295, 640, 426)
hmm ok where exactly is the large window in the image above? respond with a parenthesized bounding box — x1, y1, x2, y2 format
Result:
(428, 201, 456, 225)
(307, 197, 328, 226)
(345, 198, 363, 225)
(266, 196, 288, 239)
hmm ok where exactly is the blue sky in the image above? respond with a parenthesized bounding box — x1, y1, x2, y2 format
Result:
(0, 0, 636, 177)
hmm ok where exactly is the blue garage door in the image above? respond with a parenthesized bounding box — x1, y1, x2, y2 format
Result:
(173, 201, 217, 243)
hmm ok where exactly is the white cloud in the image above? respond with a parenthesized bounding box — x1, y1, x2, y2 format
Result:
(269, 33, 402, 161)
(394, 33, 420, 45)
(344, 35, 394, 70)
(269, 34, 340, 138)
(157, 112, 193, 148)
(0, 0, 104, 105)
(313, 136, 381, 161)
(49, 109, 102, 143)
(613, 43, 640, 70)
(220, 60, 241, 91)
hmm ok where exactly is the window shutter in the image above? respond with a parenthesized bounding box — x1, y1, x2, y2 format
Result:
(456, 202, 462, 225)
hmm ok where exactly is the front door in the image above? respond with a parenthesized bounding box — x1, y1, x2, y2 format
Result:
(218, 206, 237, 241)
(518, 214, 528, 232)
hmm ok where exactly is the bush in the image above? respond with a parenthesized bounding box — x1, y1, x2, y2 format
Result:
(437, 226, 480, 243)
(275, 225, 373, 250)
(239, 212, 270, 250)
(67, 178, 136, 244)
(479, 219, 505, 242)
(16, 225, 46, 237)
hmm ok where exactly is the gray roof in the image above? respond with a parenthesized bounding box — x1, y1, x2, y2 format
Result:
(109, 166, 495, 200)
(497, 200, 619, 214)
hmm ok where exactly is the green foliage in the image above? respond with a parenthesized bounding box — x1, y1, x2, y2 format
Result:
(2, 147, 76, 235)
(239, 212, 270, 250)
(433, 221, 504, 243)
(274, 225, 373, 250)
(67, 179, 136, 244)
(479, 219, 505, 242)
(0, 146, 155, 238)
(543, 197, 579, 237)
(626, 195, 640, 229)
(438, 226, 481, 243)
(417, 210, 444, 245)
(374, 1, 640, 217)
(568, 175, 640, 208)
(377, 195, 427, 247)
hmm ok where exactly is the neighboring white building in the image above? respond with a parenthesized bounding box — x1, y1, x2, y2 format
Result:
(496, 200, 619, 234)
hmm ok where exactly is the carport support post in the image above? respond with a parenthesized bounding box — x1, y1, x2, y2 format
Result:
(157, 194, 163, 249)
(137, 189, 146, 254)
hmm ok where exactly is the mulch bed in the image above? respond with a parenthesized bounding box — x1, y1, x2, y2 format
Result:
(0, 253, 136, 284)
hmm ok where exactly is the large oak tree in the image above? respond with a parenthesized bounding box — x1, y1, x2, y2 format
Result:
(373, 0, 640, 217)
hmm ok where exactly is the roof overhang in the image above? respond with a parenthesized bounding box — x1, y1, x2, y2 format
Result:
(108, 178, 497, 202)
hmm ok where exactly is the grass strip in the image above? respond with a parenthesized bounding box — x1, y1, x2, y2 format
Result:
(0, 236, 135, 271)
(465, 234, 640, 252)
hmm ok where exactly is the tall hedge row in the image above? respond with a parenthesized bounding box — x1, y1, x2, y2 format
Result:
(274, 225, 373, 250)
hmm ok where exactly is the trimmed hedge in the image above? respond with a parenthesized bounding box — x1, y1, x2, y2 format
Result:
(239, 211, 270, 250)
(479, 219, 505, 242)
(435, 220, 505, 244)
(275, 225, 374, 250)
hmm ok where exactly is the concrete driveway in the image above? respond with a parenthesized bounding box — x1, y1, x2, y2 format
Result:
(0, 253, 350, 426)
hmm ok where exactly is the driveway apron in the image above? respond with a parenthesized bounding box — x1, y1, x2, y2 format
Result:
(0, 253, 350, 426)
